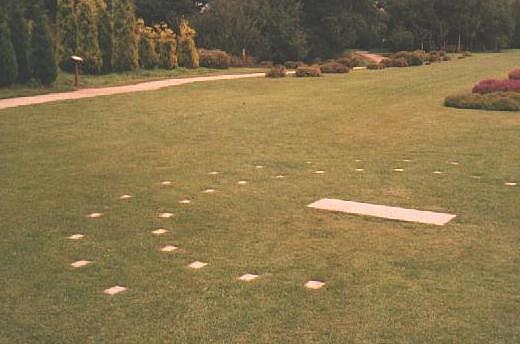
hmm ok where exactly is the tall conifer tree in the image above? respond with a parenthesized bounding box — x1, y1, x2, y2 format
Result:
(112, 0, 138, 71)
(76, 0, 103, 74)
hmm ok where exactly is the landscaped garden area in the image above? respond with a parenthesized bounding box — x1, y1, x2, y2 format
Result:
(1, 0, 520, 342)
(1, 51, 519, 343)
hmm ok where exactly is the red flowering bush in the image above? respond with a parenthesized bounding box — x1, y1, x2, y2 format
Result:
(472, 79, 520, 94)
(508, 69, 520, 80)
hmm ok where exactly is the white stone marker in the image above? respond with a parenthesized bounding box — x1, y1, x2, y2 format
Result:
(71, 260, 91, 268)
(275, 175, 285, 179)
(120, 195, 133, 200)
(238, 180, 248, 185)
(308, 198, 456, 226)
(433, 171, 445, 175)
(68, 234, 85, 240)
(161, 245, 178, 252)
(505, 182, 517, 186)
(450, 161, 460, 166)
(313, 171, 325, 174)
(393, 168, 405, 172)
(209, 171, 220, 175)
(152, 229, 168, 235)
(238, 273, 259, 282)
(256, 165, 265, 169)
(179, 199, 192, 204)
(161, 181, 173, 186)
(87, 213, 103, 218)
(158, 212, 174, 219)
(104, 286, 127, 296)
(202, 189, 216, 193)
(355, 168, 365, 172)
(305, 281, 325, 290)
(188, 261, 208, 269)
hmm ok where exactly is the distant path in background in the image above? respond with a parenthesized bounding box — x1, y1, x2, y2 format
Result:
(0, 72, 266, 111)
(355, 51, 385, 64)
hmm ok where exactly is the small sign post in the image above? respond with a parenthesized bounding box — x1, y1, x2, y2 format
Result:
(71, 56, 84, 88)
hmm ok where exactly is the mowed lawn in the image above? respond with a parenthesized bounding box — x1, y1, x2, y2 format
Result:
(0, 52, 519, 343)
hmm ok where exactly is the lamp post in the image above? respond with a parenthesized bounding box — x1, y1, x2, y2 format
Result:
(70, 55, 84, 88)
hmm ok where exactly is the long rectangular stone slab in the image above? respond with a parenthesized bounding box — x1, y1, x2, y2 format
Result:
(307, 199, 456, 226)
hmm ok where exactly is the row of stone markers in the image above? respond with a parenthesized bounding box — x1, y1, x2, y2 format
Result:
(66, 160, 517, 296)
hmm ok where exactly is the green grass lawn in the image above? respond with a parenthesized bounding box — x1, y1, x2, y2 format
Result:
(0, 67, 263, 100)
(0, 52, 519, 343)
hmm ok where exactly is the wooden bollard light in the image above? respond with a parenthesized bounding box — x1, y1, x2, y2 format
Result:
(71, 55, 84, 88)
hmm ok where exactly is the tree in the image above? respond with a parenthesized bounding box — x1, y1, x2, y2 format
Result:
(137, 20, 159, 69)
(31, 8, 57, 85)
(112, 0, 138, 71)
(134, 0, 203, 27)
(56, 0, 77, 72)
(0, 8, 18, 86)
(76, 0, 103, 74)
(156, 24, 178, 69)
(194, 0, 307, 62)
(9, 3, 32, 83)
(177, 18, 199, 68)
(97, 0, 114, 73)
(513, 0, 520, 48)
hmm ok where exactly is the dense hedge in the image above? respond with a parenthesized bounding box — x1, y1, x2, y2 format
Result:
(367, 63, 385, 70)
(265, 65, 287, 78)
(199, 49, 231, 69)
(509, 69, 520, 80)
(472, 79, 520, 94)
(295, 65, 321, 77)
(320, 61, 349, 73)
(445, 92, 520, 111)
(284, 60, 304, 69)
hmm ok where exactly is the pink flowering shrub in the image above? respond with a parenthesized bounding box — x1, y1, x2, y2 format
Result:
(508, 69, 520, 80)
(472, 79, 520, 94)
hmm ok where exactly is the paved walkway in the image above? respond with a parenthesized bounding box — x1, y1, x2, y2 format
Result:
(355, 51, 385, 64)
(0, 72, 266, 111)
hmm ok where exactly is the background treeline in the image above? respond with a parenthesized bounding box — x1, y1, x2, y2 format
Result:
(2, 0, 520, 88)
(135, 0, 520, 62)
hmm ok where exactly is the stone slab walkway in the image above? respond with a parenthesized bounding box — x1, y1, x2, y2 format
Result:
(355, 51, 385, 64)
(0, 72, 266, 111)
(308, 198, 456, 226)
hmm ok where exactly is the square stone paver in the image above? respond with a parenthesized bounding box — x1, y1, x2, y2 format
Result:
(158, 212, 174, 219)
(188, 261, 208, 269)
(87, 213, 103, 218)
(120, 195, 133, 200)
(238, 273, 259, 282)
(305, 280, 325, 290)
(152, 229, 169, 235)
(104, 286, 127, 296)
(68, 234, 85, 240)
(71, 260, 91, 268)
(161, 245, 178, 252)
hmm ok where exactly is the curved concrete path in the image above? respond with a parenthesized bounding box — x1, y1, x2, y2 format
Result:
(0, 72, 266, 111)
